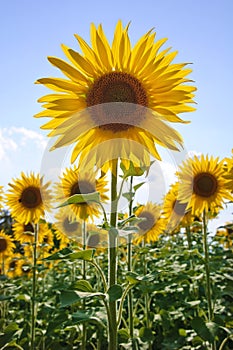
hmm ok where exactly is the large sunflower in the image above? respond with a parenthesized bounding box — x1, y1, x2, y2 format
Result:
(54, 166, 108, 221)
(6, 172, 52, 224)
(134, 202, 165, 244)
(176, 154, 233, 216)
(35, 21, 196, 171)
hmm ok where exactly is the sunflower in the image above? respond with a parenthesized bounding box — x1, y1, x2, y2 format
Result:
(12, 221, 51, 245)
(176, 154, 233, 216)
(35, 21, 196, 172)
(134, 202, 165, 244)
(162, 182, 189, 231)
(6, 172, 52, 224)
(54, 166, 108, 221)
(223, 149, 233, 193)
(5, 254, 25, 278)
(0, 231, 15, 259)
(53, 207, 82, 244)
(86, 223, 108, 250)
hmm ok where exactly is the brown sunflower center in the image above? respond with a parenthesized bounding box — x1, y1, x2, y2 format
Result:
(0, 237, 7, 253)
(87, 233, 100, 248)
(193, 172, 218, 198)
(70, 181, 95, 204)
(19, 187, 42, 208)
(173, 200, 187, 216)
(10, 261, 16, 269)
(24, 223, 34, 232)
(138, 211, 155, 232)
(63, 218, 79, 233)
(86, 72, 148, 132)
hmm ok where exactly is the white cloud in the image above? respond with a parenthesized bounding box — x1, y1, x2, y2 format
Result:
(0, 127, 48, 187)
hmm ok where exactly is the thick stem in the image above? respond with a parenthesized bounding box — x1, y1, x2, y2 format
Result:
(128, 176, 134, 342)
(30, 223, 38, 350)
(108, 159, 118, 350)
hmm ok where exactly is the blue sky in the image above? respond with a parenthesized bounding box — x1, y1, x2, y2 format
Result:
(0, 0, 232, 230)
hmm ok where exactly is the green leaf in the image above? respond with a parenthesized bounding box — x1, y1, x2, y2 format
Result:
(122, 191, 134, 202)
(0, 294, 12, 301)
(72, 310, 93, 322)
(179, 328, 187, 337)
(120, 160, 153, 178)
(191, 317, 215, 342)
(56, 192, 100, 208)
(107, 284, 123, 302)
(69, 249, 95, 261)
(125, 272, 140, 285)
(0, 322, 19, 348)
(73, 280, 93, 293)
(60, 290, 105, 307)
(44, 247, 73, 260)
(133, 182, 145, 192)
(139, 327, 154, 342)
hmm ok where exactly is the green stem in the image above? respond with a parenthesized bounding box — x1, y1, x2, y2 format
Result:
(203, 210, 213, 321)
(128, 176, 134, 343)
(108, 159, 118, 350)
(82, 220, 87, 350)
(89, 260, 108, 292)
(203, 210, 216, 350)
(117, 284, 133, 328)
(30, 223, 38, 350)
(143, 239, 152, 350)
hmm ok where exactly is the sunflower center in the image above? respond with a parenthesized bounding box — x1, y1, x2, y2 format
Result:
(19, 187, 42, 208)
(87, 233, 100, 248)
(0, 237, 7, 253)
(24, 223, 34, 232)
(86, 72, 148, 132)
(71, 181, 95, 202)
(63, 218, 79, 233)
(10, 261, 16, 269)
(193, 172, 218, 198)
(138, 211, 155, 232)
(173, 200, 187, 216)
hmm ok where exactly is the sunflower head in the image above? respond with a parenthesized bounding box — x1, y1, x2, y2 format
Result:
(6, 172, 52, 224)
(162, 182, 189, 231)
(55, 166, 108, 221)
(177, 155, 233, 216)
(0, 231, 15, 258)
(53, 207, 82, 244)
(134, 202, 165, 244)
(35, 21, 196, 172)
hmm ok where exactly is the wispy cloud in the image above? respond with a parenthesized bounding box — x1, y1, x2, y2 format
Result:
(0, 127, 47, 187)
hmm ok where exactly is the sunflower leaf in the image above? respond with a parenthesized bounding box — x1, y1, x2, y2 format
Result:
(56, 192, 101, 208)
(107, 284, 123, 302)
(60, 290, 105, 307)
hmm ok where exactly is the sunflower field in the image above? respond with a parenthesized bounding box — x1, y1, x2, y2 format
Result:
(0, 21, 233, 350)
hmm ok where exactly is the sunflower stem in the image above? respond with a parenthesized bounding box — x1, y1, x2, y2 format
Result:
(127, 176, 135, 345)
(143, 239, 152, 350)
(30, 223, 38, 350)
(108, 159, 118, 350)
(203, 210, 216, 350)
(82, 220, 87, 350)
